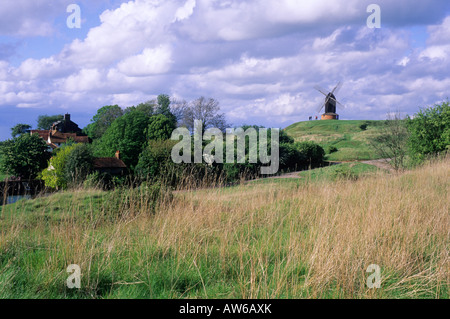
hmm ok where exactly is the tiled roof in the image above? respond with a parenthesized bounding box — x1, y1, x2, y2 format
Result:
(93, 157, 127, 169)
(30, 130, 49, 140)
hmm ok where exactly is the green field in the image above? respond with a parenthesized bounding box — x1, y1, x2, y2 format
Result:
(284, 120, 386, 161)
(0, 159, 448, 299)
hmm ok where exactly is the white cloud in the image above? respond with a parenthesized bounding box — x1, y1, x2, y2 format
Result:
(1, 0, 450, 136)
(117, 46, 173, 76)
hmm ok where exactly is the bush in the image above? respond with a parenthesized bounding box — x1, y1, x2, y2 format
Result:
(294, 141, 325, 168)
(40, 144, 78, 189)
(359, 121, 370, 131)
(65, 144, 94, 186)
(136, 140, 178, 182)
(279, 143, 302, 170)
(327, 145, 338, 154)
(407, 101, 450, 162)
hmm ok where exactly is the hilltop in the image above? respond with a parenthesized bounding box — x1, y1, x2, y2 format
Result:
(284, 120, 386, 162)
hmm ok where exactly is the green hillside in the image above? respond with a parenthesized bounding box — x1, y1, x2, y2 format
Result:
(284, 120, 385, 161)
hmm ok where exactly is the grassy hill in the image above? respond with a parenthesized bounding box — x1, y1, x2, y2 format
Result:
(284, 120, 386, 161)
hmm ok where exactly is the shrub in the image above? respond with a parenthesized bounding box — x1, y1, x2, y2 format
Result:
(407, 101, 450, 162)
(65, 144, 94, 186)
(294, 141, 325, 168)
(41, 144, 78, 189)
(359, 121, 370, 131)
(327, 145, 339, 154)
(136, 140, 178, 182)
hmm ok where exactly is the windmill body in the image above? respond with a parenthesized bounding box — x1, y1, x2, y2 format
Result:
(315, 82, 344, 120)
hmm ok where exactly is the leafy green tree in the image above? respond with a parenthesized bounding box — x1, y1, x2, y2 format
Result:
(65, 144, 94, 186)
(407, 101, 450, 161)
(294, 141, 325, 168)
(40, 144, 78, 189)
(37, 114, 63, 130)
(154, 94, 177, 127)
(136, 140, 177, 180)
(95, 110, 153, 169)
(11, 124, 32, 138)
(0, 134, 51, 179)
(84, 105, 123, 139)
(124, 101, 156, 117)
(146, 114, 176, 141)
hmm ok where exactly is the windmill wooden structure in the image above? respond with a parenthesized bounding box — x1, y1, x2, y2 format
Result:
(314, 82, 345, 120)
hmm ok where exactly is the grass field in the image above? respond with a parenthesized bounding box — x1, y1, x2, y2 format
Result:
(0, 158, 448, 299)
(284, 120, 386, 161)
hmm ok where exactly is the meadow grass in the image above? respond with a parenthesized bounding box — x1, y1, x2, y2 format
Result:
(0, 158, 448, 299)
(284, 120, 386, 161)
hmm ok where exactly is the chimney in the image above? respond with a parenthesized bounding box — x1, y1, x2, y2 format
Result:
(115, 151, 120, 160)
(64, 113, 71, 122)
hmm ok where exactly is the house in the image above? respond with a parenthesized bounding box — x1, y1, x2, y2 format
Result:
(93, 151, 127, 175)
(30, 114, 90, 151)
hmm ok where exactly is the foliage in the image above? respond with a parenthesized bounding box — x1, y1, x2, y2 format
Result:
(95, 110, 153, 170)
(359, 121, 370, 131)
(40, 144, 78, 189)
(146, 114, 176, 141)
(136, 140, 178, 181)
(327, 145, 338, 154)
(11, 124, 31, 138)
(406, 101, 450, 162)
(293, 141, 325, 168)
(279, 143, 302, 170)
(154, 94, 177, 128)
(65, 144, 94, 186)
(37, 115, 63, 130)
(125, 101, 156, 117)
(0, 134, 51, 179)
(370, 113, 410, 171)
(84, 105, 123, 139)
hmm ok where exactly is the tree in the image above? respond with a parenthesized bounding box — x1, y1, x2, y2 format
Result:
(95, 110, 153, 169)
(11, 124, 31, 138)
(406, 101, 450, 161)
(37, 114, 63, 130)
(155, 94, 177, 128)
(294, 141, 325, 169)
(40, 144, 78, 189)
(179, 97, 228, 133)
(0, 134, 51, 179)
(84, 105, 123, 139)
(65, 144, 94, 186)
(146, 114, 176, 141)
(370, 112, 410, 171)
(136, 140, 177, 181)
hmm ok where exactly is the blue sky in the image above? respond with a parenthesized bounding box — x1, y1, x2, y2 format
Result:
(1, 0, 450, 141)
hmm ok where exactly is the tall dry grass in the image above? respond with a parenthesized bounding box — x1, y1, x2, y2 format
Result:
(0, 158, 448, 298)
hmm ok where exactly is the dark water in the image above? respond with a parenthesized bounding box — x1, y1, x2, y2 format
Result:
(1, 195, 32, 206)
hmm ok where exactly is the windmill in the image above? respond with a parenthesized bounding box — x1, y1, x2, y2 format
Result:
(314, 82, 344, 120)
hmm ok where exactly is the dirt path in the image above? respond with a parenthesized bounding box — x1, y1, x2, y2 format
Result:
(361, 159, 395, 172)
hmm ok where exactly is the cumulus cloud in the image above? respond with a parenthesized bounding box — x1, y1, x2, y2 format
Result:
(0, 0, 449, 137)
